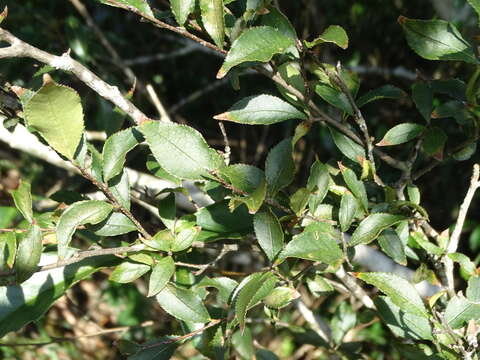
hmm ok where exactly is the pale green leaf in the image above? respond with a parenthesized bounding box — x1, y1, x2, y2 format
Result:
(170, 0, 194, 25)
(15, 225, 42, 284)
(217, 26, 295, 79)
(445, 295, 480, 329)
(214, 94, 306, 125)
(280, 222, 342, 264)
(24, 81, 84, 159)
(349, 213, 407, 246)
(448, 252, 476, 276)
(10, 180, 33, 223)
(399, 16, 478, 64)
(0, 232, 16, 272)
(264, 286, 299, 309)
(220, 164, 264, 193)
(88, 212, 137, 236)
(57, 200, 114, 259)
(376, 123, 425, 146)
(0, 254, 118, 337)
(467, 276, 480, 302)
(253, 208, 284, 261)
(156, 284, 210, 323)
(141, 122, 223, 180)
(103, 127, 143, 182)
(200, 0, 225, 49)
(196, 276, 238, 304)
(109, 261, 150, 283)
(305, 25, 349, 49)
(357, 272, 428, 317)
(265, 138, 295, 195)
(148, 256, 175, 297)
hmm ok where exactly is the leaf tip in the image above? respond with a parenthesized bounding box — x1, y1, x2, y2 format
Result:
(42, 73, 54, 86)
(216, 68, 226, 79)
(376, 139, 390, 147)
(213, 112, 229, 121)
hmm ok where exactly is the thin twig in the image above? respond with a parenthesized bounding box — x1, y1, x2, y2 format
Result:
(443, 164, 480, 294)
(336, 266, 375, 309)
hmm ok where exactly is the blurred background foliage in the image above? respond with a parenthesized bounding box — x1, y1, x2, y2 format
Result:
(0, 0, 480, 358)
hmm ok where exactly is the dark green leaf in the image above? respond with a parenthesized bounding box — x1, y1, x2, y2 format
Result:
(305, 25, 348, 49)
(196, 201, 253, 233)
(341, 166, 368, 212)
(280, 222, 342, 264)
(329, 128, 366, 164)
(290, 187, 310, 215)
(0, 255, 119, 337)
(57, 200, 114, 259)
(357, 272, 428, 317)
(156, 284, 210, 323)
(128, 336, 178, 360)
(217, 26, 295, 78)
(376, 123, 425, 146)
(214, 94, 306, 125)
(220, 164, 264, 193)
(109, 261, 150, 283)
(158, 193, 176, 230)
(412, 82, 433, 122)
(410, 231, 444, 256)
(377, 229, 407, 265)
(357, 85, 406, 107)
(315, 83, 353, 115)
(265, 138, 295, 195)
(24, 81, 84, 159)
(398, 16, 478, 64)
(253, 208, 284, 261)
(0, 232, 16, 271)
(422, 127, 447, 157)
(258, 6, 297, 40)
(141, 122, 224, 180)
(88, 212, 137, 236)
(15, 225, 42, 283)
(102, 127, 143, 182)
(349, 213, 407, 246)
(431, 79, 466, 101)
(339, 191, 357, 232)
(148, 256, 175, 297)
(10, 180, 33, 223)
(307, 161, 330, 204)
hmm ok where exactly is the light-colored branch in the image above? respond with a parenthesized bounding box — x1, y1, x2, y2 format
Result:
(335, 266, 375, 309)
(443, 164, 480, 294)
(295, 299, 332, 345)
(146, 83, 171, 122)
(0, 27, 149, 125)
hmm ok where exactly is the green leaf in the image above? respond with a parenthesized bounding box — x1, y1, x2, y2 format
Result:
(148, 256, 175, 297)
(128, 336, 178, 360)
(467, 276, 480, 302)
(156, 284, 210, 323)
(357, 272, 428, 317)
(200, 0, 225, 49)
(109, 261, 150, 283)
(410, 231, 444, 256)
(146, 155, 182, 185)
(349, 213, 407, 247)
(412, 82, 433, 122)
(10, 180, 33, 223)
(398, 16, 478, 64)
(375, 296, 433, 340)
(422, 127, 447, 158)
(357, 85, 406, 108)
(24, 81, 84, 159)
(234, 178, 267, 214)
(173, 226, 200, 252)
(431, 79, 467, 101)
(467, 0, 480, 23)
(264, 286, 300, 309)
(103, 127, 143, 182)
(0, 232, 16, 271)
(307, 161, 330, 203)
(15, 225, 42, 284)
(377, 229, 407, 265)
(232, 327, 254, 360)
(376, 123, 425, 146)
(329, 127, 366, 164)
(341, 167, 368, 212)
(214, 94, 306, 125)
(97, 0, 153, 16)
(265, 138, 295, 195)
(315, 83, 353, 115)
(445, 295, 480, 329)
(339, 191, 358, 232)
(0, 254, 118, 337)
(305, 25, 348, 49)
(290, 187, 310, 215)
(280, 222, 342, 264)
(253, 208, 284, 261)
(234, 272, 277, 330)
(140, 121, 223, 180)
(196, 201, 253, 233)
(88, 212, 137, 236)
(196, 276, 238, 304)
(220, 164, 264, 193)
(108, 169, 130, 210)
(258, 6, 297, 40)
(170, 0, 194, 25)
(448, 252, 476, 276)
(217, 26, 295, 79)
(158, 193, 176, 230)
(56, 200, 114, 259)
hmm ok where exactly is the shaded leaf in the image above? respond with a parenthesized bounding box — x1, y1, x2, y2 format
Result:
(128, 336, 178, 360)
(307, 161, 330, 204)
(329, 127, 366, 164)
(265, 138, 295, 195)
(398, 16, 478, 64)
(376, 123, 425, 146)
(357, 272, 428, 317)
(196, 276, 238, 304)
(141, 122, 223, 180)
(24, 81, 84, 159)
(422, 127, 447, 158)
(97, 0, 153, 16)
(220, 164, 264, 193)
(0, 232, 16, 271)
(57, 200, 114, 259)
(10, 180, 33, 223)
(109, 261, 150, 283)
(341, 166, 368, 212)
(258, 6, 297, 40)
(15, 225, 42, 284)
(468, 0, 480, 23)
(290, 187, 310, 215)
(412, 82, 433, 122)
(339, 191, 357, 232)
(315, 83, 353, 115)
(377, 228, 407, 265)
(156, 284, 210, 323)
(357, 85, 406, 107)
(88, 212, 137, 236)
(158, 193, 176, 230)
(148, 256, 175, 297)
(214, 94, 306, 125)
(217, 26, 295, 79)
(253, 208, 284, 261)
(196, 201, 253, 233)
(349, 213, 407, 246)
